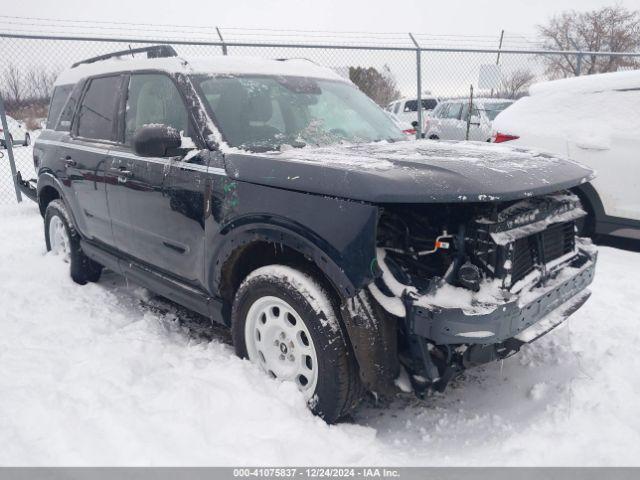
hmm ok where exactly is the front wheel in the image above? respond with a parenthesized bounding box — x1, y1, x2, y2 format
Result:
(231, 265, 361, 423)
(24, 133, 30, 146)
(44, 200, 102, 284)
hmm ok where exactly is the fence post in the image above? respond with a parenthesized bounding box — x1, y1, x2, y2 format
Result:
(576, 52, 583, 76)
(216, 27, 228, 55)
(490, 29, 504, 98)
(465, 85, 474, 141)
(409, 33, 422, 139)
(0, 94, 22, 203)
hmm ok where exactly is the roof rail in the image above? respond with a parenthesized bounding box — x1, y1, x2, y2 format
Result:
(71, 45, 178, 68)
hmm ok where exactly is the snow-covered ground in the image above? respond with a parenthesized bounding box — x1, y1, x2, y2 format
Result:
(0, 135, 38, 203)
(1, 202, 640, 466)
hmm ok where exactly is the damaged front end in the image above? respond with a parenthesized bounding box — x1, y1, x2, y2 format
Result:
(368, 191, 597, 395)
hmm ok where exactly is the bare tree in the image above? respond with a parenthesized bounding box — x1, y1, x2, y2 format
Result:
(26, 67, 58, 101)
(348, 65, 401, 106)
(497, 69, 536, 98)
(3, 64, 23, 106)
(538, 5, 640, 78)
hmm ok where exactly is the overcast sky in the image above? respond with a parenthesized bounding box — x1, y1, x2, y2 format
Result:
(5, 0, 640, 38)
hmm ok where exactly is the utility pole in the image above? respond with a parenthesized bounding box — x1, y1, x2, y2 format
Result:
(490, 29, 505, 98)
(216, 27, 228, 56)
(465, 85, 474, 141)
(409, 32, 422, 139)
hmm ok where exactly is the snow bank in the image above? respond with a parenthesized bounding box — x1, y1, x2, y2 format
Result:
(1, 204, 640, 465)
(493, 71, 640, 151)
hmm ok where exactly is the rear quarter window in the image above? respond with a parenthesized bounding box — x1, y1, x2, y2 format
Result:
(46, 85, 73, 130)
(56, 82, 84, 132)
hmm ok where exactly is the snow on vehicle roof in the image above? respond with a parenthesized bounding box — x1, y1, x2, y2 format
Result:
(474, 98, 513, 104)
(440, 97, 512, 104)
(529, 69, 640, 96)
(54, 55, 347, 86)
(494, 71, 640, 149)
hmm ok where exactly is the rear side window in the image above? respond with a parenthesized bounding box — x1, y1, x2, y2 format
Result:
(404, 100, 417, 112)
(46, 85, 73, 129)
(421, 98, 438, 110)
(436, 104, 449, 118)
(445, 103, 463, 120)
(76, 75, 121, 141)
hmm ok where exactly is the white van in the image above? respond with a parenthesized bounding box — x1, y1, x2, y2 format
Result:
(492, 70, 640, 240)
(386, 96, 439, 130)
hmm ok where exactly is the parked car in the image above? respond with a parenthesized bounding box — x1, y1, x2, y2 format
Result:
(0, 115, 31, 147)
(425, 98, 513, 141)
(28, 45, 597, 423)
(384, 111, 417, 138)
(492, 71, 640, 240)
(386, 96, 439, 128)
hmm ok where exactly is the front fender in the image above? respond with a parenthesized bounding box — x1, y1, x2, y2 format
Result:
(210, 220, 360, 298)
(204, 180, 380, 301)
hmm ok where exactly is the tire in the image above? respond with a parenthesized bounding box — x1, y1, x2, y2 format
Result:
(24, 133, 30, 146)
(231, 265, 361, 423)
(429, 134, 439, 140)
(44, 199, 102, 285)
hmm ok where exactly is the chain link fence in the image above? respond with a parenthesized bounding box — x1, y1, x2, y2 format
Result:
(2, 29, 640, 203)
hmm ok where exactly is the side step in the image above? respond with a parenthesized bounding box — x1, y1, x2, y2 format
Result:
(16, 172, 38, 202)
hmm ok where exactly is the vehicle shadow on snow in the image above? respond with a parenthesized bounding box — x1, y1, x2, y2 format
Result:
(99, 267, 586, 446)
(98, 269, 232, 345)
(352, 327, 588, 453)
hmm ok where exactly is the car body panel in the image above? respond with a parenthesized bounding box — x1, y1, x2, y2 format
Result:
(492, 73, 640, 238)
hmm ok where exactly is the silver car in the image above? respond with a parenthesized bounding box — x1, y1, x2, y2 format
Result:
(425, 98, 513, 142)
(0, 115, 31, 147)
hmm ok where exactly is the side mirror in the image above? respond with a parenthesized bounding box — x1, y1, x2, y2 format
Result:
(133, 124, 182, 157)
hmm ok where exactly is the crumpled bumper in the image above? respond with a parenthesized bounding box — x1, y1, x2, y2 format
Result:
(408, 247, 597, 345)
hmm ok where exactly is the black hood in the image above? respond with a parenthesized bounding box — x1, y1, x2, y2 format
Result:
(223, 140, 595, 203)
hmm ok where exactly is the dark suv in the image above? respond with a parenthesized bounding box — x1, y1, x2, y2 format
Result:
(31, 46, 597, 423)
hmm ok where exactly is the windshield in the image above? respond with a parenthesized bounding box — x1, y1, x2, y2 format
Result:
(192, 75, 404, 151)
(481, 101, 513, 121)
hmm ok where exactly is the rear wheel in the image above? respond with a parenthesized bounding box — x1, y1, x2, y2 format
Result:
(231, 265, 361, 423)
(44, 200, 102, 284)
(23, 133, 30, 146)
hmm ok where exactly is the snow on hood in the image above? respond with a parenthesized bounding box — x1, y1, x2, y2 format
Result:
(225, 139, 595, 204)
